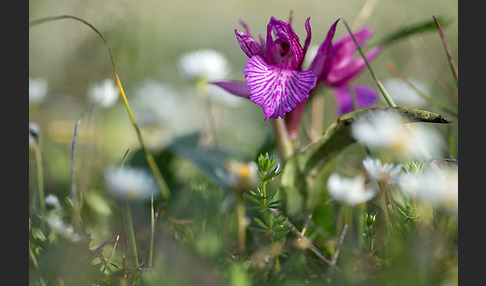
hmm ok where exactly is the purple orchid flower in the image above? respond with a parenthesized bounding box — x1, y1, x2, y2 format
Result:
(309, 19, 382, 115)
(214, 17, 317, 120)
(213, 17, 382, 134)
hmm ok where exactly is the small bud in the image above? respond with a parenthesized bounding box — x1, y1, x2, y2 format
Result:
(365, 212, 377, 227)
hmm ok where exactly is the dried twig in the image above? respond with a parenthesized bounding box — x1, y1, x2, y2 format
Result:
(331, 224, 349, 266)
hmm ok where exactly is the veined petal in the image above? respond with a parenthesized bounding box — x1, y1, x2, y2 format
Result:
(211, 80, 251, 98)
(333, 85, 377, 115)
(235, 29, 265, 58)
(244, 55, 317, 120)
(309, 19, 340, 81)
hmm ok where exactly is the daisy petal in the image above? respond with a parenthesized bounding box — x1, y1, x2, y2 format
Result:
(244, 55, 317, 119)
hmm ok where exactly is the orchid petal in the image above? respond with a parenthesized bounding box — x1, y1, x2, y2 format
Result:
(334, 85, 378, 115)
(235, 29, 265, 58)
(298, 17, 312, 70)
(325, 45, 382, 87)
(244, 55, 317, 119)
(309, 19, 340, 81)
(331, 28, 374, 66)
(266, 17, 304, 68)
(211, 80, 251, 98)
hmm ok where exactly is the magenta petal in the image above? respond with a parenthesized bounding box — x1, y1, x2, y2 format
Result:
(211, 80, 251, 99)
(244, 55, 317, 120)
(309, 19, 340, 81)
(325, 46, 382, 87)
(334, 85, 377, 115)
(235, 29, 265, 58)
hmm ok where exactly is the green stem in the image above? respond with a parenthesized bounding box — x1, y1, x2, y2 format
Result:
(148, 195, 155, 269)
(342, 19, 397, 108)
(272, 118, 294, 161)
(236, 194, 246, 256)
(121, 201, 140, 285)
(29, 15, 171, 201)
(34, 142, 45, 232)
(433, 15, 458, 88)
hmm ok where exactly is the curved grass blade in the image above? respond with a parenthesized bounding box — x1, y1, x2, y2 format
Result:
(368, 15, 453, 48)
(29, 15, 171, 200)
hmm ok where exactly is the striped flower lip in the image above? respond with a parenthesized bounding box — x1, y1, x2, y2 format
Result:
(214, 17, 317, 120)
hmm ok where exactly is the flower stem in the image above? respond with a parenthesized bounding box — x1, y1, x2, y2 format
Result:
(342, 19, 397, 108)
(272, 118, 294, 161)
(33, 141, 46, 232)
(433, 15, 458, 88)
(236, 194, 246, 256)
(30, 15, 171, 201)
(148, 195, 155, 269)
(121, 200, 140, 285)
(115, 73, 171, 200)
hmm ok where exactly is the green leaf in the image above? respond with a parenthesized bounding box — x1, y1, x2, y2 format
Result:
(299, 107, 451, 175)
(368, 15, 454, 48)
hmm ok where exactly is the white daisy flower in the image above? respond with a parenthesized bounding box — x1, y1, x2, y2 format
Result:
(86, 79, 119, 108)
(46, 215, 82, 242)
(45, 194, 62, 213)
(327, 174, 376, 205)
(225, 160, 259, 194)
(383, 78, 429, 108)
(29, 77, 48, 105)
(29, 122, 40, 147)
(104, 166, 158, 201)
(362, 157, 402, 187)
(398, 167, 458, 213)
(350, 111, 442, 160)
(178, 49, 230, 82)
(131, 80, 178, 126)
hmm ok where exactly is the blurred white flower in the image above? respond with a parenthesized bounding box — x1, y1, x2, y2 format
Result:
(363, 157, 402, 187)
(47, 215, 82, 242)
(29, 122, 40, 147)
(131, 80, 178, 126)
(225, 160, 259, 194)
(86, 79, 119, 108)
(350, 111, 442, 160)
(45, 194, 62, 213)
(398, 167, 458, 213)
(178, 49, 230, 82)
(29, 77, 48, 105)
(383, 78, 429, 107)
(327, 174, 376, 205)
(105, 166, 157, 201)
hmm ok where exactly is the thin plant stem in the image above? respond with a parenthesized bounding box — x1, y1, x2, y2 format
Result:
(433, 15, 458, 88)
(197, 80, 218, 147)
(385, 60, 458, 117)
(148, 194, 155, 268)
(342, 19, 397, 108)
(29, 15, 171, 200)
(271, 118, 294, 161)
(448, 124, 456, 159)
(33, 141, 46, 232)
(121, 200, 140, 286)
(236, 194, 246, 256)
(70, 107, 91, 231)
(331, 224, 349, 266)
